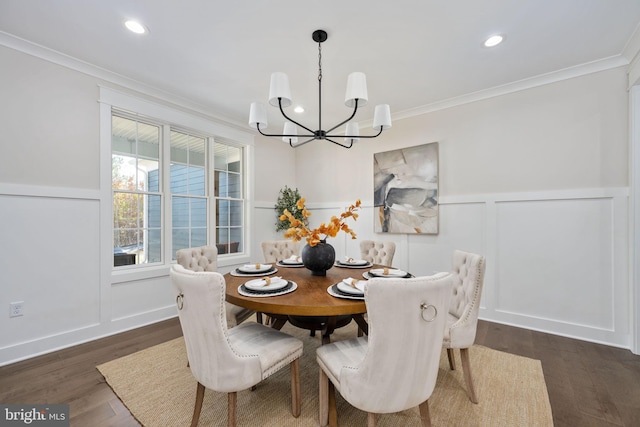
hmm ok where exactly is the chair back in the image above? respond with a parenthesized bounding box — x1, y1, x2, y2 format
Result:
(261, 240, 300, 263)
(176, 245, 218, 271)
(340, 274, 452, 413)
(170, 265, 262, 392)
(448, 250, 486, 347)
(359, 240, 396, 266)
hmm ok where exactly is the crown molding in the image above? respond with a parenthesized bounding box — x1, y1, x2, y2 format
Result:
(624, 23, 640, 87)
(1, 30, 631, 129)
(356, 55, 629, 129)
(0, 31, 247, 130)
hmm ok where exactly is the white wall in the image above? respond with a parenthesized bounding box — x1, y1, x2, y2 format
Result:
(0, 42, 634, 365)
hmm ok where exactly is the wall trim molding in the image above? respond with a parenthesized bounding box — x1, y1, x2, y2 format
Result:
(0, 183, 100, 200)
(0, 308, 177, 367)
(358, 57, 629, 128)
(254, 187, 629, 210)
(0, 30, 245, 130)
(1, 30, 629, 132)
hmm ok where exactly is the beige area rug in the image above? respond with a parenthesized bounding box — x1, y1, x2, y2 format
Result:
(98, 322, 553, 426)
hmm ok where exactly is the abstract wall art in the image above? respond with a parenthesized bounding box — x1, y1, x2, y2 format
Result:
(373, 142, 439, 234)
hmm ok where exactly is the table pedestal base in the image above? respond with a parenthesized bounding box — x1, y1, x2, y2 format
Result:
(267, 314, 366, 344)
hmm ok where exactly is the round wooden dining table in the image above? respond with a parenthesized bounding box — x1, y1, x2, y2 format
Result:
(224, 263, 378, 343)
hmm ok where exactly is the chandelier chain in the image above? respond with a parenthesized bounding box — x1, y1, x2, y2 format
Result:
(318, 42, 322, 82)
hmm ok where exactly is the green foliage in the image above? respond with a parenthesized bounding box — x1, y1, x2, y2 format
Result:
(274, 186, 305, 232)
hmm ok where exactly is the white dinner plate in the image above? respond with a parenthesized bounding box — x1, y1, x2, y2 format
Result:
(368, 268, 408, 278)
(337, 280, 366, 295)
(244, 277, 289, 291)
(338, 258, 369, 266)
(238, 263, 273, 273)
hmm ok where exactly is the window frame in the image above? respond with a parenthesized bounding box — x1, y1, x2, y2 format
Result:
(99, 87, 254, 283)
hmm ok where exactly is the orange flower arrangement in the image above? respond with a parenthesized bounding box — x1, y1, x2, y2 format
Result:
(280, 198, 361, 246)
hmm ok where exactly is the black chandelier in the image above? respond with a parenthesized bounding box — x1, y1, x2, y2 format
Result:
(248, 29, 392, 149)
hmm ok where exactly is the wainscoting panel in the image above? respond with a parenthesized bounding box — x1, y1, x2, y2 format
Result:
(495, 197, 615, 330)
(0, 192, 101, 356)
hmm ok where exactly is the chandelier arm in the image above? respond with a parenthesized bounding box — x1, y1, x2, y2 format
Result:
(290, 136, 317, 148)
(326, 126, 384, 139)
(325, 137, 354, 149)
(325, 99, 359, 134)
(255, 123, 314, 139)
(277, 98, 316, 135)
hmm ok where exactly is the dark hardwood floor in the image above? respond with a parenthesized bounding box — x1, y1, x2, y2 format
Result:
(1, 318, 639, 426)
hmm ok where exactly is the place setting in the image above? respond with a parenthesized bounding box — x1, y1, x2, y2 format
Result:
(327, 277, 367, 300)
(230, 262, 278, 277)
(363, 267, 414, 279)
(276, 255, 305, 268)
(237, 275, 298, 297)
(334, 256, 372, 269)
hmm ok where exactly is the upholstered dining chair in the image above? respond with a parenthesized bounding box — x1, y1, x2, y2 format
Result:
(170, 264, 303, 427)
(176, 245, 259, 326)
(261, 240, 300, 263)
(443, 249, 486, 404)
(359, 240, 396, 266)
(316, 273, 452, 427)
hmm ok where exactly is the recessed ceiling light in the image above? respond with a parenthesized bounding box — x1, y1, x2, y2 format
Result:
(125, 20, 147, 34)
(294, 106, 305, 113)
(484, 34, 504, 47)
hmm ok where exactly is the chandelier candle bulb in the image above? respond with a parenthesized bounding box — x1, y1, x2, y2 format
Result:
(345, 72, 368, 107)
(249, 102, 268, 129)
(268, 72, 292, 107)
(282, 122, 298, 143)
(373, 104, 392, 130)
(345, 122, 360, 142)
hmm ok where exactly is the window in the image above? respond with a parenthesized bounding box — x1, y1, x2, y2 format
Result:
(214, 142, 244, 255)
(112, 114, 162, 266)
(110, 109, 247, 268)
(170, 130, 208, 256)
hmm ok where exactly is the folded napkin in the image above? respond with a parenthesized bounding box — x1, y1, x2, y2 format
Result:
(371, 268, 406, 276)
(242, 263, 269, 270)
(287, 255, 302, 262)
(342, 277, 367, 288)
(260, 276, 282, 286)
(342, 256, 367, 265)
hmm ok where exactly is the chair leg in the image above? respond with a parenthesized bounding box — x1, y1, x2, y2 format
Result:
(256, 312, 263, 324)
(290, 359, 301, 417)
(191, 382, 205, 427)
(319, 368, 329, 427)
(447, 348, 456, 370)
(418, 399, 432, 427)
(460, 347, 478, 404)
(227, 391, 237, 427)
(328, 380, 338, 427)
(367, 412, 377, 427)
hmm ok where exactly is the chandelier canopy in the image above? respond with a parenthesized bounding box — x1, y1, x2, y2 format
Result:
(248, 29, 392, 149)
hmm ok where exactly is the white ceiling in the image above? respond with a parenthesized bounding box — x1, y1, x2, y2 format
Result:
(2, 0, 640, 134)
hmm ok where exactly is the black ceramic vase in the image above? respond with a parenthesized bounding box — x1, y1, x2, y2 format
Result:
(301, 240, 335, 276)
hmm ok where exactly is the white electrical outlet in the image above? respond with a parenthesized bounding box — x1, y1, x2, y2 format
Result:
(9, 301, 24, 317)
